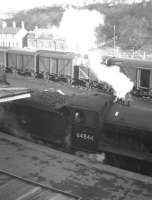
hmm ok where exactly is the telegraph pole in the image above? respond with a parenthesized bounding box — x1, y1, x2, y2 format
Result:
(113, 24, 116, 56)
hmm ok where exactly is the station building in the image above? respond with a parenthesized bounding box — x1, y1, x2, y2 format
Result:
(27, 26, 66, 51)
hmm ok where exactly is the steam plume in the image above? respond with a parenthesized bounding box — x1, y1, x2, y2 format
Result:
(53, 8, 133, 98)
(88, 51, 134, 98)
(52, 8, 104, 53)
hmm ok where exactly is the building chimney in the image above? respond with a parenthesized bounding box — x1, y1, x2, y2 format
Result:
(12, 21, 16, 28)
(34, 26, 39, 38)
(2, 21, 7, 29)
(21, 21, 25, 29)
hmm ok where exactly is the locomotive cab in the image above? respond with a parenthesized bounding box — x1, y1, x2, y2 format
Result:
(64, 93, 113, 152)
(71, 108, 99, 152)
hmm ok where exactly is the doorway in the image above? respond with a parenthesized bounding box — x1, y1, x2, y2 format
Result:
(137, 68, 150, 89)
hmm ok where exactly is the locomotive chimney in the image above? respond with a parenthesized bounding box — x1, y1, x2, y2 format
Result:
(34, 26, 39, 38)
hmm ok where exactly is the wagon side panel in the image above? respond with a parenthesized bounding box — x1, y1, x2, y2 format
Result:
(49, 58, 57, 74)
(0, 51, 6, 67)
(16, 54, 23, 71)
(23, 55, 35, 72)
(8, 53, 17, 69)
(64, 59, 73, 78)
(39, 56, 50, 73)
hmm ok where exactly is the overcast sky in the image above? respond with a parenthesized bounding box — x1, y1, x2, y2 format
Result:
(0, 0, 147, 14)
(0, 0, 88, 14)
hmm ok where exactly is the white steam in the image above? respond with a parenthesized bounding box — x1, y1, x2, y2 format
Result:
(52, 8, 104, 53)
(89, 51, 134, 98)
(53, 8, 133, 98)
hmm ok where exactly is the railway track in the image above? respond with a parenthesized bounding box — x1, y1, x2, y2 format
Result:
(0, 170, 80, 200)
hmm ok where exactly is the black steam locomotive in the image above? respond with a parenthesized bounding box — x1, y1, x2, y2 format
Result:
(1, 52, 152, 173)
(2, 89, 152, 167)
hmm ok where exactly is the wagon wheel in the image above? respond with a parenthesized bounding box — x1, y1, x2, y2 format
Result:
(46, 73, 50, 80)
(43, 72, 47, 79)
(12, 68, 17, 73)
(31, 71, 36, 78)
(44, 72, 50, 80)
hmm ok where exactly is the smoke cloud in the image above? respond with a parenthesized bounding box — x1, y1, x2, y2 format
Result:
(53, 8, 133, 98)
(88, 51, 134, 98)
(52, 8, 104, 53)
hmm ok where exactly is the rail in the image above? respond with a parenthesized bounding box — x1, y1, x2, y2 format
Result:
(0, 169, 81, 200)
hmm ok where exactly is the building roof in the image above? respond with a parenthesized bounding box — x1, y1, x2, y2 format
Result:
(107, 57, 152, 69)
(38, 50, 75, 59)
(2, 131, 152, 200)
(0, 27, 21, 34)
(27, 32, 54, 40)
(0, 48, 9, 52)
(7, 48, 37, 55)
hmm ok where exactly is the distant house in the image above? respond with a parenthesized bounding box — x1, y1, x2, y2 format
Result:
(0, 21, 28, 48)
(27, 26, 66, 51)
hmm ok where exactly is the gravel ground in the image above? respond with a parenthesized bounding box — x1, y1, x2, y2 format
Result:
(0, 132, 152, 200)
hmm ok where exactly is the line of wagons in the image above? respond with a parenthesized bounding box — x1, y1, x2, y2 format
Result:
(0, 48, 100, 88)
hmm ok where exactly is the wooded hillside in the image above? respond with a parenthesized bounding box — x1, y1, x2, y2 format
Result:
(3, 1, 152, 51)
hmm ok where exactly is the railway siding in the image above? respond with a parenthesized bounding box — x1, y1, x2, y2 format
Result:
(0, 132, 152, 199)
